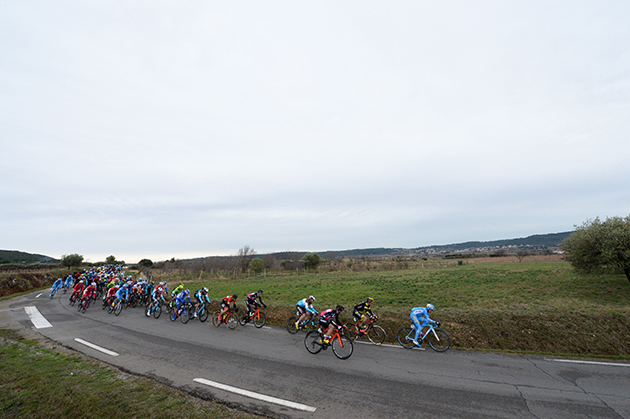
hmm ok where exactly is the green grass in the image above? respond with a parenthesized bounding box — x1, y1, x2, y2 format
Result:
(0, 329, 263, 419)
(150, 261, 630, 356)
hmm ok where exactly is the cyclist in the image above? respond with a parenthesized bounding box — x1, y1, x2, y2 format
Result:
(295, 296, 317, 329)
(219, 294, 238, 322)
(173, 289, 190, 314)
(50, 277, 63, 297)
(353, 297, 375, 335)
(320, 305, 345, 344)
(105, 283, 119, 307)
(147, 283, 166, 313)
(410, 303, 438, 348)
(63, 275, 73, 292)
(171, 283, 184, 299)
(113, 284, 130, 308)
(81, 282, 97, 308)
(70, 280, 85, 302)
(246, 289, 267, 316)
(193, 288, 211, 318)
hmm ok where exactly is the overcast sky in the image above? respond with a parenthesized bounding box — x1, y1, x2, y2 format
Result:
(2, 1, 629, 263)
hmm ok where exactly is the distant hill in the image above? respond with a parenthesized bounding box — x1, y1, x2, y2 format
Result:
(268, 231, 573, 260)
(0, 250, 58, 264)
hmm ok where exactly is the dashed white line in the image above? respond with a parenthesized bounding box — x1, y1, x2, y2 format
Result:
(193, 378, 317, 412)
(74, 338, 119, 357)
(36, 293, 42, 298)
(24, 306, 52, 329)
(546, 358, 630, 368)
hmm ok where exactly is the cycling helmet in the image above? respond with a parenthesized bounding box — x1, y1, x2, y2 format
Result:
(184, 289, 190, 295)
(258, 289, 263, 294)
(308, 295, 315, 301)
(203, 287, 208, 293)
(336, 305, 344, 311)
(91, 282, 96, 286)
(366, 297, 374, 302)
(79, 280, 84, 284)
(232, 294, 238, 299)
(123, 284, 128, 289)
(427, 303, 435, 311)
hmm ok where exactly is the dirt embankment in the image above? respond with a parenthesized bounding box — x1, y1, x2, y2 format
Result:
(0, 272, 57, 298)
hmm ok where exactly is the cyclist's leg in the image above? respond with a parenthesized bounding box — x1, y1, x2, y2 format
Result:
(411, 317, 423, 343)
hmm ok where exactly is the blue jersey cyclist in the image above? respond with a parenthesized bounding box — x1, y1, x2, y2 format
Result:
(51, 278, 63, 296)
(410, 303, 438, 349)
(114, 284, 130, 306)
(63, 275, 74, 291)
(246, 290, 266, 315)
(295, 296, 317, 328)
(194, 288, 211, 317)
(175, 289, 192, 314)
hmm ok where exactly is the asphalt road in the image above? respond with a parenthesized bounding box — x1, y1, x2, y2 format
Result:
(2, 290, 630, 418)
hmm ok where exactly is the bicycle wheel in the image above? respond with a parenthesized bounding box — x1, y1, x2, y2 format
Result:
(227, 314, 238, 330)
(368, 325, 386, 345)
(107, 302, 114, 314)
(114, 302, 123, 316)
(198, 307, 208, 322)
(345, 323, 358, 341)
(77, 301, 83, 312)
(239, 313, 250, 326)
(170, 309, 179, 322)
(332, 334, 354, 360)
(181, 309, 190, 324)
(253, 312, 266, 328)
(153, 305, 162, 319)
(304, 331, 323, 354)
(426, 329, 450, 352)
(286, 316, 300, 334)
(212, 312, 221, 327)
(397, 327, 415, 349)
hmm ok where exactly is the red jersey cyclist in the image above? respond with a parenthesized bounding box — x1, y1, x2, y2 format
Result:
(219, 294, 238, 322)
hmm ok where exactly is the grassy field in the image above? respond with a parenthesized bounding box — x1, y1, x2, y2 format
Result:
(0, 329, 264, 419)
(149, 260, 630, 357)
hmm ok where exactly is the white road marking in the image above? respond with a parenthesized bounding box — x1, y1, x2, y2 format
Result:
(546, 358, 630, 368)
(74, 338, 119, 357)
(24, 306, 52, 329)
(36, 293, 42, 298)
(194, 378, 317, 412)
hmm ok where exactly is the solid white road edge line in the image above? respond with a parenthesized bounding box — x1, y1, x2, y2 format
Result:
(545, 358, 630, 368)
(74, 338, 119, 357)
(193, 378, 317, 412)
(24, 306, 52, 329)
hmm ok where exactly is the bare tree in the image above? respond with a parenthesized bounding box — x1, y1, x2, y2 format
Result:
(237, 245, 257, 273)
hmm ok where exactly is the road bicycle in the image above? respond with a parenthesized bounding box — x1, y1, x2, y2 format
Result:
(69, 291, 80, 306)
(397, 322, 450, 352)
(170, 303, 192, 324)
(239, 306, 266, 328)
(77, 296, 92, 313)
(49, 286, 60, 299)
(345, 315, 386, 345)
(112, 297, 128, 316)
(145, 299, 162, 319)
(211, 307, 239, 330)
(286, 313, 319, 334)
(102, 295, 115, 310)
(304, 325, 353, 360)
(186, 302, 209, 323)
